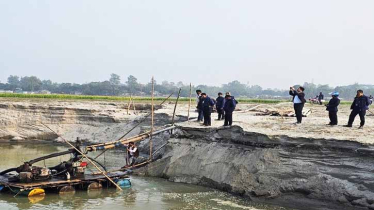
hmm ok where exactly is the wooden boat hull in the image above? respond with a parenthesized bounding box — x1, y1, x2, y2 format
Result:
(0, 172, 130, 197)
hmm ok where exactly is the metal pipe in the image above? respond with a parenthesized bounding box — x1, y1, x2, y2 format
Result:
(87, 126, 176, 151)
(28, 150, 74, 165)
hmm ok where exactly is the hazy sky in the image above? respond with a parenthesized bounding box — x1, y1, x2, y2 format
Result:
(1, 1, 374, 89)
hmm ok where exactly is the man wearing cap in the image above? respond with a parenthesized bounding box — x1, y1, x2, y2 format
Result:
(223, 92, 237, 126)
(289, 86, 306, 124)
(325, 92, 340, 126)
(201, 93, 215, 126)
(216, 92, 225, 120)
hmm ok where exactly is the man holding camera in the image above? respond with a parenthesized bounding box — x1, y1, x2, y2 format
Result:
(289, 86, 306, 124)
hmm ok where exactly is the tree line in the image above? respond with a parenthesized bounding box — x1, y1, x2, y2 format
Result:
(0, 74, 373, 100)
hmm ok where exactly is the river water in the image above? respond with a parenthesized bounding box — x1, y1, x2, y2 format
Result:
(0, 142, 294, 210)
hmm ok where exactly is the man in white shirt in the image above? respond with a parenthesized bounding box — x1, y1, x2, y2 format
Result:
(289, 86, 306, 124)
(126, 142, 139, 167)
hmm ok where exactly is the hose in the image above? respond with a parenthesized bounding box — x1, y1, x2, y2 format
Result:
(0, 168, 17, 175)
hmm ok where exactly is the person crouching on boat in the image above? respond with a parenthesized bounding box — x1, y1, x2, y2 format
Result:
(126, 142, 139, 167)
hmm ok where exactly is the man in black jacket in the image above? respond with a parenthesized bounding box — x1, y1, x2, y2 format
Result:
(344, 90, 371, 129)
(223, 93, 237, 126)
(196, 90, 204, 122)
(325, 92, 340, 126)
(216, 92, 225, 120)
(201, 93, 215, 126)
(318, 92, 324, 105)
(289, 86, 306, 124)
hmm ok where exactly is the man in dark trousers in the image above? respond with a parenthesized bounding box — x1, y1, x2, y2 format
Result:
(216, 92, 225, 120)
(126, 142, 139, 167)
(344, 90, 371, 129)
(223, 93, 237, 126)
(196, 90, 204, 122)
(201, 93, 215, 126)
(325, 92, 340, 126)
(289, 86, 306, 124)
(318, 92, 324, 105)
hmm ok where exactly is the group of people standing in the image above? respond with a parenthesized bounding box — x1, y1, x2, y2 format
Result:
(194, 87, 372, 129)
(123, 88, 372, 168)
(196, 90, 237, 127)
(290, 87, 372, 129)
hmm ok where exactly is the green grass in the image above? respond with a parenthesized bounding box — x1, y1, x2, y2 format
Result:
(0, 93, 357, 105)
(0, 93, 291, 104)
(0, 93, 173, 102)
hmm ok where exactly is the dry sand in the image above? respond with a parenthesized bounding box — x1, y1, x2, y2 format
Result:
(1, 98, 373, 145)
(167, 102, 374, 145)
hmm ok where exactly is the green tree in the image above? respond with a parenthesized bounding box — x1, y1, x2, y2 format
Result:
(20, 76, 42, 92)
(223, 80, 248, 97)
(109, 73, 121, 95)
(144, 79, 157, 95)
(109, 73, 121, 86)
(7, 75, 20, 90)
(126, 75, 139, 94)
(247, 85, 263, 97)
(41, 80, 53, 90)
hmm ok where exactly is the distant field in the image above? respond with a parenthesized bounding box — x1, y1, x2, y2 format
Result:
(0, 93, 171, 101)
(0, 93, 286, 103)
(0, 93, 352, 105)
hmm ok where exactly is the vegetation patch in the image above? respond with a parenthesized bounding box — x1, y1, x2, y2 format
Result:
(0, 93, 291, 104)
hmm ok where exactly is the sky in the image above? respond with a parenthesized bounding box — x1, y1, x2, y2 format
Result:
(1, 0, 374, 89)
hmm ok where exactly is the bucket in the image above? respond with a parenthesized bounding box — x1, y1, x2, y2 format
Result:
(116, 179, 131, 188)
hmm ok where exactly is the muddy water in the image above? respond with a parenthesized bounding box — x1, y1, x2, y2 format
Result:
(0, 142, 293, 210)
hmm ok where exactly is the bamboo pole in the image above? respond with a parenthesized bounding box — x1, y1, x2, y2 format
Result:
(88, 126, 175, 151)
(150, 76, 155, 161)
(41, 123, 123, 191)
(187, 83, 192, 121)
(172, 88, 182, 125)
(92, 93, 174, 160)
(127, 95, 132, 115)
(132, 98, 137, 115)
(131, 97, 136, 115)
(115, 92, 173, 142)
